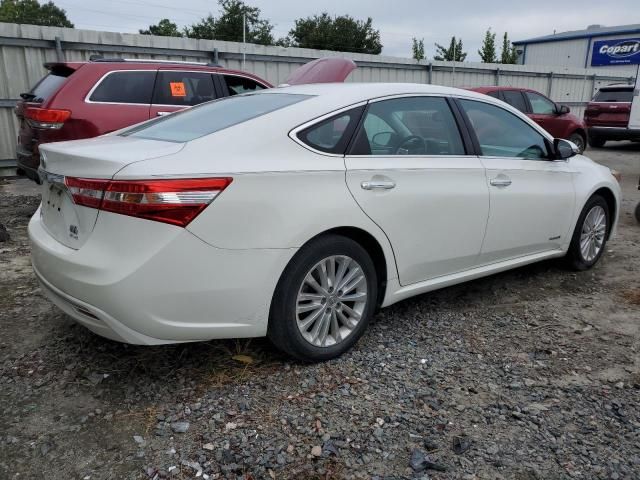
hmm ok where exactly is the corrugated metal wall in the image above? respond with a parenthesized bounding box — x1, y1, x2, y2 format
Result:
(0, 22, 634, 160)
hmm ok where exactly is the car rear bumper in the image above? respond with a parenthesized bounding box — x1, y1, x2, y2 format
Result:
(29, 207, 296, 345)
(588, 127, 640, 140)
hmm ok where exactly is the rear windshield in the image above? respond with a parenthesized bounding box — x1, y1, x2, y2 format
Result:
(594, 88, 633, 103)
(26, 73, 69, 102)
(123, 93, 309, 142)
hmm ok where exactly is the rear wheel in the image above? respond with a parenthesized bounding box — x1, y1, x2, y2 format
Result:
(568, 132, 586, 153)
(566, 195, 610, 270)
(588, 136, 606, 148)
(635, 202, 640, 224)
(268, 234, 377, 362)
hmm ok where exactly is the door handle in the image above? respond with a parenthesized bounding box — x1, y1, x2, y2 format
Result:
(156, 111, 172, 116)
(490, 177, 512, 187)
(361, 180, 396, 190)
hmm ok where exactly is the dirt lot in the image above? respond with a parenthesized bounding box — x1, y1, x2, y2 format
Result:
(1, 144, 639, 480)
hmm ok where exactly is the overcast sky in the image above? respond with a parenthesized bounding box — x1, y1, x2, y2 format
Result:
(54, 0, 638, 61)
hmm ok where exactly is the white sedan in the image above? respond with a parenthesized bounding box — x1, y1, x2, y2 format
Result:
(30, 83, 621, 361)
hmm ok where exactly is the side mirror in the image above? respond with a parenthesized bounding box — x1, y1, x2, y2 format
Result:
(554, 138, 579, 159)
(556, 104, 570, 115)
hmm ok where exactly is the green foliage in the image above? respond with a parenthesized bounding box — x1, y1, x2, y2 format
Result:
(0, 0, 73, 27)
(139, 18, 182, 37)
(412, 37, 425, 61)
(434, 36, 467, 62)
(285, 13, 382, 54)
(500, 32, 518, 64)
(184, 0, 274, 45)
(478, 28, 497, 63)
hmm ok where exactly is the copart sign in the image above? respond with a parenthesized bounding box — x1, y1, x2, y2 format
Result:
(591, 38, 640, 66)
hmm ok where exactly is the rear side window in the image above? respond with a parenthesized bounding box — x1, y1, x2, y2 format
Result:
(350, 96, 465, 156)
(27, 73, 69, 102)
(89, 71, 156, 104)
(153, 71, 217, 106)
(297, 107, 364, 154)
(594, 88, 633, 102)
(486, 91, 501, 99)
(502, 90, 528, 113)
(124, 93, 309, 142)
(224, 75, 266, 95)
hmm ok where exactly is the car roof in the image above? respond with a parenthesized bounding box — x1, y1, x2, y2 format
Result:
(264, 82, 493, 104)
(467, 86, 538, 94)
(44, 60, 272, 86)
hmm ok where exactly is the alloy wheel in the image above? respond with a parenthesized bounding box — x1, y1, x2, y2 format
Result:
(295, 255, 368, 348)
(579, 205, 606, 262)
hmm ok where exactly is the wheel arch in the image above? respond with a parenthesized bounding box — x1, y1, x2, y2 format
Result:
(591, 187, 617, 238)
(298, 226, 391, 308)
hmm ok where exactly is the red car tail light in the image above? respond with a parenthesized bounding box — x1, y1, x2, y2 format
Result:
(25, 107, 71, 129)
(64, 177, 232, 227)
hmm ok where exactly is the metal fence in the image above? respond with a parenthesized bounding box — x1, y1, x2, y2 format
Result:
(0, 22, 635, 165)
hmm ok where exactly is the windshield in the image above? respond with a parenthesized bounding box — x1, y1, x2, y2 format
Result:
(123, 93, 310, 142)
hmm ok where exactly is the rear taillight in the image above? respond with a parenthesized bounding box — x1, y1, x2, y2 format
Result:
(64, 177, 232, 227)
(25, 107, 71, 129)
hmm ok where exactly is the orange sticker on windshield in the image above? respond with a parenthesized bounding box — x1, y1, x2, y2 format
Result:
(170, 82, 186, 97)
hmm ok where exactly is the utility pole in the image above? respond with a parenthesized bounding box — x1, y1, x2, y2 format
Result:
(242, 12, 246, 70)
(452, 41, 457, 86)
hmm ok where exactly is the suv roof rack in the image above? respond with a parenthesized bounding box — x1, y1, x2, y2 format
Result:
(88, 55, 221, 67)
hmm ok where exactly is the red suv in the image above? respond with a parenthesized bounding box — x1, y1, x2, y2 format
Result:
(468, 87, 587, 152)
(584, 84, 639, 148)
(15, 59, 272, 182)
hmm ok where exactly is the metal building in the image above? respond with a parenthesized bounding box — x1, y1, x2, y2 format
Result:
(514, 24, 640, 75)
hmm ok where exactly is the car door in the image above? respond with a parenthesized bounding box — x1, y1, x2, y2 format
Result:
(457, 98, 576, 264)
(524, 90, 564, 137)
(344, 96, 489, 286)
(150, 70, 218, 118)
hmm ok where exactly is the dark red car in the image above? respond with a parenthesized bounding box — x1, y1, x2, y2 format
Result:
(15, 59, 274, 182)
(468, 86, 588, 152)
(584, 84, 639, 148)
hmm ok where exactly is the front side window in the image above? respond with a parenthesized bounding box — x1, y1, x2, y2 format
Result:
(124, 93, 309, 142)
(224, 75, 266, 96)
(297, 107, 363, 154)
(350, 96, 465, 156)
(525, 91, 556, 115)
(459, 99, 549, 160)
(502, 90, 528, 113)
(153, 71, 216, 106)
(89, 71, 156, 104)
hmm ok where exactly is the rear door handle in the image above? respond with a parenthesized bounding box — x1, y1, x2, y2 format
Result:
(361, 180, 396, 190)
(490, 177, 512, 187)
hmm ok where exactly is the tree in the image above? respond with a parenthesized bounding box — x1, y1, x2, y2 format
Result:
(140, 18, 182, 37)
(184, 0, 274, 45)
(285, 13, 382, 54)
(500, 32, 518, 64)
(412, 37, 425, 61)
(434, 36, 466, 62)
(478, 28, 497, 63)
(0, 0, 73, 27)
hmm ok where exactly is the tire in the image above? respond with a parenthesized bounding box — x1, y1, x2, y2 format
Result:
(588, 136, 606, 148)
(268, 234, 378, 362)
(635, 202, 640, 224)
(565, 195, 610, 270)
(568, 132, 586, 153)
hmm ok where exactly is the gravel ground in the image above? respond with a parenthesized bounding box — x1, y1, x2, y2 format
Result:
(1, 144, 639, 480)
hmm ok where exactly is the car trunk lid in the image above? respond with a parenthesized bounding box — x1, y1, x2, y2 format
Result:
(584, 101, 631, 127)
(39, 135, 185, 249)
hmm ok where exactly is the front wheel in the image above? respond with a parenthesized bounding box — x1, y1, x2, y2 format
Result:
(268, 234, 378, 362)
(566, 195, 610, 270)
(568, 132, 586, 153)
